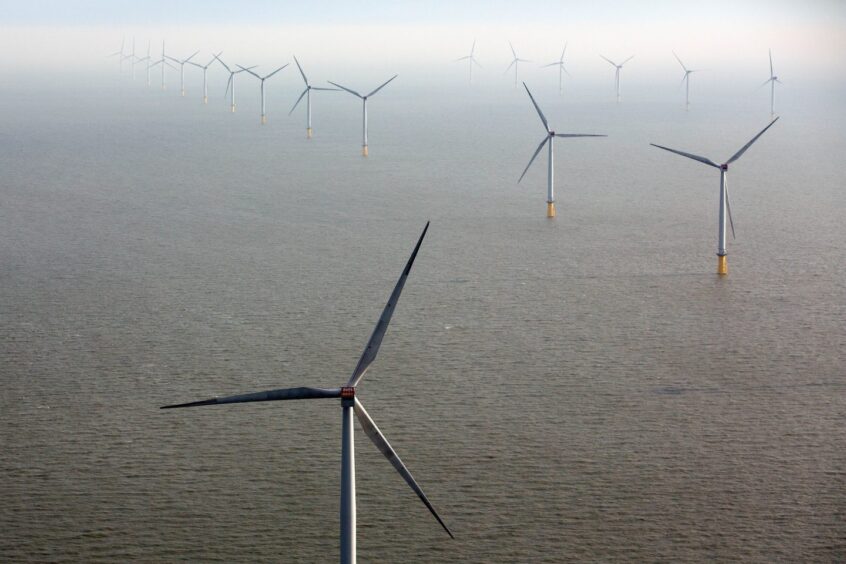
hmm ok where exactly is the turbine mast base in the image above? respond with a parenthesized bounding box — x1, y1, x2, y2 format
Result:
(362, 145, 368, 157)
(307, 127, 313, 139)
(203, 96, 208, 104)
(261, 114, 267, 125)
(546, 201, 556, 218)
(717, 254, 727, 275)
(230, 104, 236, 113)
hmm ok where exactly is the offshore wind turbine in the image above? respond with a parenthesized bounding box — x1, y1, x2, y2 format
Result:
(542, 43, 570, 95)
(650, 117, 779, 275)
(673, 51, 699, 110)
(600, 54, 634, 102)
(161, 222, 453, 564)
(454, 40, 482, 84)
(213, 55, 252, 112)
(761, 49, 782, 116)
(239, 63, 289, 124)
(148, 42, 176, 90)
(505, 42, 531, 86)
(107, 37, 125, 72)
(328, 75, 397, 156)
(290, 56, 338, 138)
(165, 50, 200, 96)
(127, 38, 137, 80)
(188, 52, 221, 104)
(136, 41, 152, 87)
(518, 83, 606, 218)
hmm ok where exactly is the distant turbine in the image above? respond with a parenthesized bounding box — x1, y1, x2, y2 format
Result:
(673, 51, 698, 110)
(542, 42, 571, 95)
(454, 40, 482, 84)
(213, 55, 252, 113)
(518, 83, 606, 218)
(289, 56, 339, 138)
(328, 75, 397, 157)
(600, 54, 634, 103)
(761, 49, 782, 116)
(505, 42, 531, 86)
(135, 41, 152, 87)
(161, 222, 453, 564)
(165, 50, 200, 97)
(188, 52, 222, 104)
(650, 117, 779, 275)
(107, 37, 125, 72)
(239, 63, 289, 125)
(127, 37, 137, 80)
(148, 42, 176, 90)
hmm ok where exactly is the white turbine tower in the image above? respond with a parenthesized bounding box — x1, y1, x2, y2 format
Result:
(518, 83, 606, 218)
(289, 56, 339, 138)
(107, 37, 125, 73)
(161, 222, 453, 564)
(505, 42, 531, 86)
(213, 55, 252, 113)
(238, 63, 289, 125)
(673, 51, 699, 110)
(188, 52, 221, 104)
(136, 41, 152, 87)
(127, 37, 137, 80)
(165, 50, 200, 97)
(148, 42, 176, 90)
(455, 40, 482, 84)
(600, 54, 634, 103)
(650, 117, 779, 275)
(328, 75, 398, 157)
(761, 49, 782, 116)
(542, 42, 570, 95)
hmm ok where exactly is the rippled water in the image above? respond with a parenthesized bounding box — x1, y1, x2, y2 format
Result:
(1, 73, 844, 562)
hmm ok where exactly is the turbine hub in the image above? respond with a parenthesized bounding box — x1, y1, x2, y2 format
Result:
(721, 163, 728, 171)
(549, 130, 555, 136)
(341, 387, 356, 399)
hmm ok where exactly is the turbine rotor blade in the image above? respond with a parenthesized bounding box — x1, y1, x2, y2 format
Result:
(367, 74, 398, 97)
(353, 398, 454, 539)
(650, 143, 720, 168)
(327, 81, 362, 98)
(621, 55, 635, 65)
(725, 117, 779, 165)
(265, 64, 289, 80)
(184, 50, 200, 64)
(224, 74, 233, 97)
(289, 88, 308, 114)
(518, 137, 549, 183)
(673, 51, 687, 72)
(504, 60, 516, 73)
(346, 222, 430, 388)
(555, 133, 606, 138)
(455, 56, 471, 62)
(725, 183, 736, 240)
(161, 387, 342, 409)
(293, 55, 309, 86)
(509, 41, 517, 59)
(214, 54, 231, 72)
(237, 65, 262, 79)
(600, 54, 617, 67)
(522, 82, 549, 131)
(769, 49, 773, 77)
(311, 87, 339, 91)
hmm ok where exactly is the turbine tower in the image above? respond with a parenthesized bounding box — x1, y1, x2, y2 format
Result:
(542, 43, 570, 95)
(239, 63, 289, 125)
(328, 75, 398, 157)
(600, 54, 634, 103)
(650, 118, 779, 275)
(188, 52, 221, 104)
(213, 55, 252, 113)
(505, 42, 531, 86)
(673, 51, 698, 110)
(161, 222, 453, 564)
(165, 50, 200, 96)
(761, 49, 782, 116)
(290, 55, 338, 138)
(518, 83, 606, 218)
(455, 40, 482, 84)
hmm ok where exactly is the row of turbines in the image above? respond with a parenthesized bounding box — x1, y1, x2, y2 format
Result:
(457, 40, 783, 113)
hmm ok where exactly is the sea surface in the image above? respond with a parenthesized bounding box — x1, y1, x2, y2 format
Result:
(1, 72, 844, 562)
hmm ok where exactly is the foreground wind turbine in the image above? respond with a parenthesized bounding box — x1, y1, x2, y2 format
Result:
(328, 75, 397, 156)
(650, 117, 779, 275)
(161, 222, 453, 564)
(600, 54, 634, 102)
(213, 55, 252, 113)
(290, 56, 338, 138)
(518, 83, 606, 218)
(455, 40, 482, 84)
(188, 52, 221, 104)
(148, 42, 176, 90)
(673, 51, 698, 110)
(165, 50, 200, 96)
(761, 49, 782, 116)
(239, 63, 288, 124)
(542, 43, 570, 95)
(505, 42, 531, 86)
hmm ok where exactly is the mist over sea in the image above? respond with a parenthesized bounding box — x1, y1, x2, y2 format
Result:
(1, 68, 844, 562)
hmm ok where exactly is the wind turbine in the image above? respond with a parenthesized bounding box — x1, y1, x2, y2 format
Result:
(650, 117, 779, 275)
(289, 55, 338, 138)
(213, 55, 252, 113)
(600, 54, 634, 102)
(542, 43, 570, 95)
(761, 49, 782, 116)
(238, 63, 289, 125)
(505, 42, 531, 86)
(455, 40, 482, 84)
(161, 222, 453, 564)
(136, 41, 152, 87)
(518, 83, 606, 218)
(188, 52, 221, 104)
(165, 50, 200, 96)
(148, 42, 176, 90)
(127, 37, 137, 80)
(328, 75, 397, 157)
(673, 51, 698, 110)
(107, 37, 125, 72)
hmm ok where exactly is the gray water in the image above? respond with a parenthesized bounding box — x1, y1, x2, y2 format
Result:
(1, 73, 844, 562)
